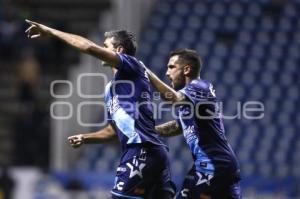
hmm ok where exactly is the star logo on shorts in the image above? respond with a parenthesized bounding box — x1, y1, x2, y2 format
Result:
(196, 172, 213, 185)
(126, 162, 146, 179)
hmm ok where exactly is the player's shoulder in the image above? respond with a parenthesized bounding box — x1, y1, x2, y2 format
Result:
(117, 53, 146, 74)
(180, 79, 217, 102)
(186, 78, 212, 91)
(117, 53, 140, 65)
(118, 52, 134, 59)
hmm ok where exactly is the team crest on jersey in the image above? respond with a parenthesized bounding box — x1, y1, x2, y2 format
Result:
(126, 156, 146, 179)
(196, 172, 213, 185)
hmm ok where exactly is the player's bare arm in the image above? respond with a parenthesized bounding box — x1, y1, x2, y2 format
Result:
(155, 120, 182, 137)
(68, 123, 117, 148)
(25, 19, 121, 67)
(145, 67, 185, 103)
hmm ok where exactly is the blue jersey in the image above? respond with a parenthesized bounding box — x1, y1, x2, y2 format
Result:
(104, 53, 166, 150)
(177, 79, 240, 177)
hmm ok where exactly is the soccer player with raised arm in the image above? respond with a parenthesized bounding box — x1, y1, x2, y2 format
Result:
(25, 20, 175, 199)
(146, 49, 241, 199)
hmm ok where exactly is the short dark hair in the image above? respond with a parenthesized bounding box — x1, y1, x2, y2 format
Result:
(169, 48, 202, 76)
(104, 30, 137, 56)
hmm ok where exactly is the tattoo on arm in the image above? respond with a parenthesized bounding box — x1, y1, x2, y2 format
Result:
(156, 120, 182, 137)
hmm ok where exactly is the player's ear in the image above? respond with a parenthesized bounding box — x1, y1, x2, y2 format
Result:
(183, 65, 192, 76)
(116, 45, 125, 53)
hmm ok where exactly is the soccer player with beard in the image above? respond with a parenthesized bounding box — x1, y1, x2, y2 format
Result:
(146, 49, 241, 199)
(25, 20, 175, 199)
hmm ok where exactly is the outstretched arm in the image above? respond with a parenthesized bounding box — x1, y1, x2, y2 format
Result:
(68, 123, 118, 148)
(25, 19, 120, 67)
(145, 68, 185, 103)
(155, 120, 182, 137)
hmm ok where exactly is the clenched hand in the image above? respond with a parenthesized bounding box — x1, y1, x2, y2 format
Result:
(68, 134, 84, 148)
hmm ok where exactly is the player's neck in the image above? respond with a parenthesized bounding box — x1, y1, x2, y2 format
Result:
(185, 76, 199, 85)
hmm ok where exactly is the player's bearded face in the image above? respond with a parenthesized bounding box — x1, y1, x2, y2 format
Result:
(166, 56, 185, 90)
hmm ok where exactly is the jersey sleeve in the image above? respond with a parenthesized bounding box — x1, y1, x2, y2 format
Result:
(116, 53, 143, 75)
